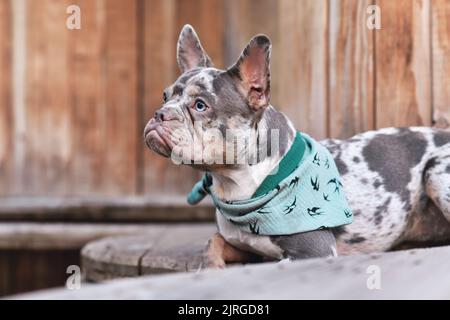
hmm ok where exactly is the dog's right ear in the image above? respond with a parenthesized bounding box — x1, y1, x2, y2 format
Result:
(177, 24, 212, 73)
(227, 35, 272, 111)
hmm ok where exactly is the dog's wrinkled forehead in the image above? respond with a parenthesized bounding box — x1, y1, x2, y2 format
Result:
(168, 67, 220, 99)
(166, 66, 254, 122)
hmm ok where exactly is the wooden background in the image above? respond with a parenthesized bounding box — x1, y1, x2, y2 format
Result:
(0, 0, 449, 198)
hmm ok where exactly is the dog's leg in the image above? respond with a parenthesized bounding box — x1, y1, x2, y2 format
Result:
(271, 229, 338, 260)
(203, 233, 261, 268)
(424, 144, 450, 221)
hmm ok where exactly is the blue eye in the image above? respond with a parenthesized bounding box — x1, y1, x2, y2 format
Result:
(194, 100, 207, 112)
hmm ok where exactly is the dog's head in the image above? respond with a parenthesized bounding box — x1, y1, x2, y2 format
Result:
(144, 25, 272, 169)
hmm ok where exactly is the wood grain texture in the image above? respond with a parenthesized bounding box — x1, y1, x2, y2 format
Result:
(0, 250, 80, 297)
(25, 0, 72, 195)
(0, 196, 214, 222)
(0, 222, 198, 249)
(375, 0, 432, 129)
(0, 1, 446, 199)
(24, 0, 139, 196)
(68, 0, 108, 195)
(101, 0, 139, 194)
(0, 0, 12, 195)
(432, 0, 450, 128)
(81, 225, 215, 281)
(278, 0, 329, 140)
(329, 0, 375, 139)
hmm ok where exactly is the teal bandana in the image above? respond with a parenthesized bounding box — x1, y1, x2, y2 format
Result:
(187, 132, 353, 236)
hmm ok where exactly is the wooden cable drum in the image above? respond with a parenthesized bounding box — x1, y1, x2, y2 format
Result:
(81, 224, 216, 282)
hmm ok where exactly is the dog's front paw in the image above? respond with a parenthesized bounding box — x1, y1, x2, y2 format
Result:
(201, 251, 226, 269)
(200, 233, 228, 269)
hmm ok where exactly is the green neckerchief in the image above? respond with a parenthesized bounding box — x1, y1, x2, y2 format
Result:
(252, 132, 305, 197)
(187, 132, 353, 236)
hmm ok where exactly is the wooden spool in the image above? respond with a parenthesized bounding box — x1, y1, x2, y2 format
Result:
(81, 224, 216, 282)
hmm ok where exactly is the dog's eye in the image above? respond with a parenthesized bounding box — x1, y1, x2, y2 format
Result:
(194, 99, 208, 112)
(163, 92, 168, 103)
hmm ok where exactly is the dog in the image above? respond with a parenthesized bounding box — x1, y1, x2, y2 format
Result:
(144, 25, 450, 268)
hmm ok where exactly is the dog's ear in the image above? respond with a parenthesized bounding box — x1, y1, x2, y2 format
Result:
(227, 35, 271, 111)
(177, 24, 212, 73)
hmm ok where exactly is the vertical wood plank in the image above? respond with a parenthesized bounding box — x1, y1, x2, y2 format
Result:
(328, 0, 375, 139)
(375, 0, 431, 128)
(24, 0, 139, 196)
(25, 0, 72, 195)
(68, 0, 107, 195)
(432, 0, 450, 128)
(70, 0, 139, 196)
(100, 0, 139, 194)
(10, 0, 26, 195)
(278, 0, 329, 140)
(0, 0, 12, 195)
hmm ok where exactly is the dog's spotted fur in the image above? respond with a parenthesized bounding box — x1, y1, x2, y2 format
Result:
(144, 25, 450, 263)
(324, 127, 450, 254)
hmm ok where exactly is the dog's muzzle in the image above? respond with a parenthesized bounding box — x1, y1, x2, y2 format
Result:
(144, 118, 173, 157)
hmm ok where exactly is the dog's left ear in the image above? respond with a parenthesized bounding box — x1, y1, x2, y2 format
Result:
(227, 35, 271, 111)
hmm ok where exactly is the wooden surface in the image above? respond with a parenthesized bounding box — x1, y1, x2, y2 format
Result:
(375, 0, 432, 128)
(0, 0, 449, 198)
(0, 0, 12, 196)
(0, 196, 214, 222)
(432, 0, 450, 128)
(0, 222, 216, 250)
(279, 0, 329, 140)
(10, 245, 450, 300)
(0, 222, 215, 296)
(24, 0, 139, 196)
(81, 225, 216, 281)
(329, 0, 375, 138)
(0, 249, 80, 297)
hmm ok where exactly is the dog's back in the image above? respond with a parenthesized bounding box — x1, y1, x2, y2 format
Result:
(322, 127, 450, 254)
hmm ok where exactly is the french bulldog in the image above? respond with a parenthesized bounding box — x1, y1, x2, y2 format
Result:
(144, 24, 450, 268)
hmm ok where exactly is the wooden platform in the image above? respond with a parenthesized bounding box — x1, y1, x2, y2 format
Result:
(0, 196, 214, 222)
(0, 222, 215, 296)
(9, 245, 450, 299)
(81, 225, 216, 281)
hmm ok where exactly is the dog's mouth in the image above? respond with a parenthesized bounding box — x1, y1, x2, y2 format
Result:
(144, 120, 173, 157)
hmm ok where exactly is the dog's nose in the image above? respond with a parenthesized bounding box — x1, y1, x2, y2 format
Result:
(154, 108, 182, 122)
(154, 110, 165, 121)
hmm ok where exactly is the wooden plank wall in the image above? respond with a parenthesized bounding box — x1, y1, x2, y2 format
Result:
(432, 0, 450, 128)
(375, 0, 431, 128)
(0, 0, 12, 196)
(0, 0, 448, 198)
